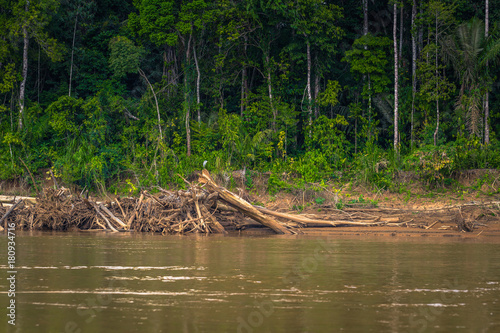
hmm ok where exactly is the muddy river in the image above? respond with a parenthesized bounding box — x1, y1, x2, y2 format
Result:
(1, 231, 500, 332)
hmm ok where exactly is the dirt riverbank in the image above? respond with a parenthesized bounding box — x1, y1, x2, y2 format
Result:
(1, 169, 500, 240)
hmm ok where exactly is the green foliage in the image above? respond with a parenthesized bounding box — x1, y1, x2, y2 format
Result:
(305, 115, 349, 170)
(108, 36, 144, 79)
(293, 150, 332, 183)
(47, 96, 85, 137)
(1, 0, 500, 197)
(314, 197, 325, 205)
(404, 145, 453, 185)
(317, 80, 341, 108)
(352, 142, 392, 189)
(343, 34, 392, 97)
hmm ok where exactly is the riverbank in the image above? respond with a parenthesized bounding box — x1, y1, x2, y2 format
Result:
(1, 168, 499, 239)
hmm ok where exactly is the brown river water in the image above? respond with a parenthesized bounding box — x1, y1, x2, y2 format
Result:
(1, 231, 500, 332)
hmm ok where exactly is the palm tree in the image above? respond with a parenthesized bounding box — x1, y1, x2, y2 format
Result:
(442, 18, 500, 139)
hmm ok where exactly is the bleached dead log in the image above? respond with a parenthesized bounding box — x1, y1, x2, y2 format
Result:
(0, 195, 36, 204)
(0, 199, 24, 231)
(199, 170, 293, 235)
(99, 204, 128, 229)
(254, 206, 387, 227)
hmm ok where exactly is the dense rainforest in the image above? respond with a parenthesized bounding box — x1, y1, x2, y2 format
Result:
(1, 0, 500, 194)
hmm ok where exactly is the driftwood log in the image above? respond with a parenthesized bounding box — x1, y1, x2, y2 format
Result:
(0, 200, 24, 231)
(199, 170, 293, 234)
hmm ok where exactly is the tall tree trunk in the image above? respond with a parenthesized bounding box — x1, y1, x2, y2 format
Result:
(163, 45, 179, 91)
(193, 38, 201, 123)
(399, 4, 404, 61)
(433, 13, 439, 146)
(306, 39, 312, 129)
(139, 69, 162, 141)
(37, 45, 40, 103)
(241, 35, 248, 117)
(393, 3, 399, 154)
(185, 33, 192, 156)
(368, 75, 372, 142)
(484, 0, 489, 144)
(363, 0, 368, 36)
(69, 9, 79, 97)
(265, 51, 276, 132)
(411, 0, 417, 149)
(18, 4, 29, 131)
(314, 62, 320, 119)
(418, 6, 423, 56)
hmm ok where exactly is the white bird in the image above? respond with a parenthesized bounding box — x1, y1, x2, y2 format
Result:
(203, 160, 208, 168)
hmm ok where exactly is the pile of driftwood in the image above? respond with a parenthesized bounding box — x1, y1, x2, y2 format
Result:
(0, 170, 392, 235)
(2, 170, 496, 234)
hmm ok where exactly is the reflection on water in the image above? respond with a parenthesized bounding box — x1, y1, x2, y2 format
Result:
(1, 232, 500, 332)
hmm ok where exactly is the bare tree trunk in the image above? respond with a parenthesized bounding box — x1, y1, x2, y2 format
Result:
(434, 99, 439, 146)
(363, 0, 368, 36)
(163, 45, 179, 90)
(69, 9, 79, 97)
(393, 3, 399, 154)
(139, 69, 162, 140)
(265, 52, 276, 132)
(241, 35, 248, 117)
(18, 1, 29, 130)
(485, 0, 489, 144)
(411, 0, 417, 149)
(217, 35, 224, 109)
(355, 114, 358, 154)
(185, 33, 192, 156)
(306, 39, 312, 129)
(193, 38, 201, 123)
(368, 75, 372, 142)
(433, 14, 439, 146)
(418, 6, 423, 56)
(314, 63, 320, 119)
(399, 4, 404, 61)
(37, 45, 40, 103)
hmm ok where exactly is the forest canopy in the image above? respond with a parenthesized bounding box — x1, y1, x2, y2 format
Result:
(1, 0, 500, 193)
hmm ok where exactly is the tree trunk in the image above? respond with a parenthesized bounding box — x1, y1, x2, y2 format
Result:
(363, 0, 368, 36)
(139, 69, 162, 141)
(433, 13, 439, 146)
(314, 54, 320, 119)
(265, 52, 276, 132)
(306, 39, 312, 129)
(393, 3, 399, 154)
(37, 45, 40, 103)
(163, 45, 179, 90)
(418, 6, 423, 56)
(411, 0, 417, 149)
(18, 2, 29, 130)
(485, 0, 489, 144)
(185, 33, 192, 156)
(368, 75, 372, 142)
(399, 4, 404, 61)
(193, 38, 201, 123)
(69, 9, 79, 97)
(241, 35, 248, 117)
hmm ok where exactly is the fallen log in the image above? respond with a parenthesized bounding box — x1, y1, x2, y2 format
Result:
(94, 206, 118, 232)
(127, 193, 144, 227)
(199, 170, 293, 234)
(254, 206, 388, 227)
(0, 195, 37, 204)
(200, 205, 227, 234)
(99, 204, 128, 229)
(0, 199, 24, 231)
